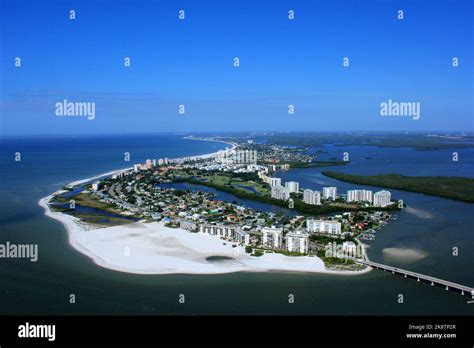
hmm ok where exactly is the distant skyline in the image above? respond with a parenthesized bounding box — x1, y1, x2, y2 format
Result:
(1, 0, 473, 135)
(3, 130, 474, 139)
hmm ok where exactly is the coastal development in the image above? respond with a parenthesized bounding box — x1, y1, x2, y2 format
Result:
(42, 138, 404, 274)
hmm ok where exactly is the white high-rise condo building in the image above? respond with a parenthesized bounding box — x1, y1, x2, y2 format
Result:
(285, 181, 300, 193)
(199, 224, 250, 245)
(91, 181, 100, 191)
(261, 227, 283, 249)
(303, 189, 321, 205)
(217, 149, 258, 165)
(271, 186, 291, 200)
(200, 224, 234, 238)
(236, 149, 257, 164)
(233, 229, 250, 245)
(306, 219, 342, 235)
(323, 187, 337, 200)
(346, 189, 373, 204)
(373, 190, 391, 207)
(286, 231, 309, 253)
(269, 177, 282, 187)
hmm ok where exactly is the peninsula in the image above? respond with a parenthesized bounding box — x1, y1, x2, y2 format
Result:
(40, 137, 403, 275)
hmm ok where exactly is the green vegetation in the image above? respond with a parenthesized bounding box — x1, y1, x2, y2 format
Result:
(315, 249, 356, 265)
(54, 191, 142, 224)
(292, 197, 399, 215)
(249, 248, 306, 257)
(69, 212, 135, 227)
(315, 248, 358, 267)
(180, 176, 286, 205)
(202, 172, 270, 195)
(179, 176, 399, 215)
(245, 246, 253, 254)
(51, 195, 70, 203)
(322, 171, 474, 203)
(70, 192, 117, 211)
(267, 133, 474, 151)
(322, 257, 355, 265)
(282, 161, 348, 168)
(309, 234, 356, 244)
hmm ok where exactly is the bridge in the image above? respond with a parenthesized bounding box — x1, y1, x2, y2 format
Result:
(355, 259, 474, 299)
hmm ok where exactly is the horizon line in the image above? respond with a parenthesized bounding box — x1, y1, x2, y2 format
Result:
(1, 130, 474, 138)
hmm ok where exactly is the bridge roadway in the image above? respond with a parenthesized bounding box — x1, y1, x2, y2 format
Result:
(355, 259, 474, 298)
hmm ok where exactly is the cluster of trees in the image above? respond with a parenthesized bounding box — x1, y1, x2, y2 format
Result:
(322, 171, 474, 203)
(282, 161, 348, 169)
(308, 234, 356, 244)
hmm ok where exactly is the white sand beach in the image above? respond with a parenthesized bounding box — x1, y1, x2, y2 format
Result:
(39, 192, 370, 276)
(180, 137, 237, 160)
(65, 167, 133, 188)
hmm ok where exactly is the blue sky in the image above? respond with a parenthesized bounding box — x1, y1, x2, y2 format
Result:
(0, 0, 472, 135)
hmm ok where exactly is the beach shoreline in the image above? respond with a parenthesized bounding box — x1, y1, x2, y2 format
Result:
(38, 137, 371, 276)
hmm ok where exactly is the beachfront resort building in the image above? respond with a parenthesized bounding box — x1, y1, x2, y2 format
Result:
(303, 189, 321, 205)
(271, 186, 291, 201)
(284, 181, 300, 193)
(347, 189, 373, 204)
(261, 227, 283, 249)
(217, 149, 258, 165)
(323, 187, 337, 200)
(306, 219, 342, 235)
(91, 181, 100, 191)
(233, 229, 250, 245)
(373, 190, 392, 207)
(286, 231, 309, 254)
(269, 177, 282, 187)
(199, 224, 250, 245)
